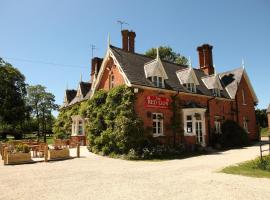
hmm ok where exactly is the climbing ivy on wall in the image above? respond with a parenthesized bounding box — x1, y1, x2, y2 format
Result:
(83, 86, 147, 155)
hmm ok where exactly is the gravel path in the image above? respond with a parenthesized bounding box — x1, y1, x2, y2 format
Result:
(0, 145, 270, 200)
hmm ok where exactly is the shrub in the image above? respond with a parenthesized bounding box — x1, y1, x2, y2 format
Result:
(220, 120, 249, 148)
(14, 144, 30, 153)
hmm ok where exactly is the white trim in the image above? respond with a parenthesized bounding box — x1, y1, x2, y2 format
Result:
(182, 108, 207, 146)
(152, 113, 164, 137)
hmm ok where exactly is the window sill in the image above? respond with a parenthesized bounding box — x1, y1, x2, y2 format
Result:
(184, 133, 196, 136)
(153, 134, 164, 138)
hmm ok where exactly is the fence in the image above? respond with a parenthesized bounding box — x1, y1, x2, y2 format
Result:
(259, 135, 270, 161)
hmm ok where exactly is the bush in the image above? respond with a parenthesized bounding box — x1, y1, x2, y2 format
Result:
(219, 120, 249, 148)
(14, 144, 30, 153)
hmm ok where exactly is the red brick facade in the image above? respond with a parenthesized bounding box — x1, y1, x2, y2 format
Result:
(94, 56, 258, 147)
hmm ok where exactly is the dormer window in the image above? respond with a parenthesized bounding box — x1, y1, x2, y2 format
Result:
(144, 48, 168, 89)
(183, 83, 196, 93)
(176, 68, 199, 93)
(211, 88, 221, 97)
(151, 76, 164, 88)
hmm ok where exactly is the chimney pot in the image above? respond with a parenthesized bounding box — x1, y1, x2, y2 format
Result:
(121, 30, 129, 51)
(197, 44, 214, 75)
(128, 31, 136, 53)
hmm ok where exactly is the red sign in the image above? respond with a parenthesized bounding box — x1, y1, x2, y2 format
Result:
(145, 95, 170, 109)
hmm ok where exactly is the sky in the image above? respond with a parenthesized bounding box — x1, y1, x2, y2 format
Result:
(0, 0, 270, 113)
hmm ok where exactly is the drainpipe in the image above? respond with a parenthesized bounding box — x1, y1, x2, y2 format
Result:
(172, 90, 180, 147)
(207, 97, 216, 146)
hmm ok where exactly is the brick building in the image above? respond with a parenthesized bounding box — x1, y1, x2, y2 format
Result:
(62, 30, 258, 147)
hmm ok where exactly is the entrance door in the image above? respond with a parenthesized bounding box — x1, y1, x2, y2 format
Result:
(195, 121, 203, 144)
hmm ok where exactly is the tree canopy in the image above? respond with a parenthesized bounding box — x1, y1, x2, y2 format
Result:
(0, 58, 27, 127)
(145, 46, 188, 65)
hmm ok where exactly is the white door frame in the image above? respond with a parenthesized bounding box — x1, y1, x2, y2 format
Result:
(182, 108, 207, 147)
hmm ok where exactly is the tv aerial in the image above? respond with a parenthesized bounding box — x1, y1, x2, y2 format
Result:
(117, 20, 129, 30)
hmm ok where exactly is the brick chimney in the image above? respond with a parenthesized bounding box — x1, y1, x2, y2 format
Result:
(91, 57, 103, 82)
(128, 31, 136, 53)
(197, 44, 214, 75)
(121, 30, 129, 51)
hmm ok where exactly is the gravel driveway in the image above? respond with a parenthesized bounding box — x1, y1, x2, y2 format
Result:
(0, 145, 270, 200)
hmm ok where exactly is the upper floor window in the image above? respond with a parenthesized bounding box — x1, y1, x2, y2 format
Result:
(152, 113, 163, 137)
(151, 76, 164, 88)
(183, 83, 196, 93)
(211, 88, 221, 97)
(109, 74, 115, 89)
(242, 89, 246, 105)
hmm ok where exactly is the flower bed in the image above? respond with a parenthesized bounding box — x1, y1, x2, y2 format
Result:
(6, 152, 32, 164)
(48, 148, 70, 160)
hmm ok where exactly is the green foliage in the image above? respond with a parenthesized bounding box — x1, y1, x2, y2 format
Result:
(0, 58, 27, 129)
(14, 143, 30, 153)
(53, 104, 80, 139)
(221, 156, 270, 178)
(145, 46, 188, 65)
(256, 109, 268, 128)
(86, 86, 147, 156)
(220, 120, 249, 147)
(170, 95, 184, 146)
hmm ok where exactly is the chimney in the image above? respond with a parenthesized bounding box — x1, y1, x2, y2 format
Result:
(121, 30, 129, 51)
(128, 31, 136, 53)
(91, 57, 103, 82)
(197, 44, 214, 75)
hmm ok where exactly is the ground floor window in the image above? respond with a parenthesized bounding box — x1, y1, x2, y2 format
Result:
(243, 117, 248, 133)
(71, 115, 85, 136)
(186, 115, 193, 133)
(152, 113, 163, 137)
(214, 120, 222, 134)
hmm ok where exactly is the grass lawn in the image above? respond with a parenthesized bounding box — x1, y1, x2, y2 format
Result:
(260, 127, 270, 137)
(221, 156, 270, 178)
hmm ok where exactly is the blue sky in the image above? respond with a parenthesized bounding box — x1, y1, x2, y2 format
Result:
(1, 0, 270, 111)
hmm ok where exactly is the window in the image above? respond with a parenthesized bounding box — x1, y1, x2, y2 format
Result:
(186, 115, 193, 133)
(243, 117, 248, 132)
(78, 120, 83, 135)
(211, 88, 221, 97)
(109, 74, 114, 89)
(183, 83, 196, 93)
(151, 76, 164, 88)
(214, 120, 221, 134)
(242, 89, 246, 105)
(152, 113, 163, 136)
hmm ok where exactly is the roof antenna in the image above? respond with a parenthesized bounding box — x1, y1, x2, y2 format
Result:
(90, 44, 97, 58)
(117, 20, 129, 31)
(242, 58, 245, 69)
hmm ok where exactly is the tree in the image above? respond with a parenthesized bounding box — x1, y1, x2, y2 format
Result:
(145, 46, 188, 65)
(0, 58, 27, 138)
(255, 109, 268, 128)
(26, 85, 58, 142)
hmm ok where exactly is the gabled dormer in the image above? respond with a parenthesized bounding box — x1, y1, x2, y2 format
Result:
(176, 67, 199, 93)
(144, 48, 168, 88)
(201, 74, 223, 97)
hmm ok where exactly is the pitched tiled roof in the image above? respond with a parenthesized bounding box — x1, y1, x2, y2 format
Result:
(68, 82, 91, 106)
(110, 45, 231, 98)
(65, 90, 77, 103)
(80, 82, 91, 97)
(219, 67, 244, 99)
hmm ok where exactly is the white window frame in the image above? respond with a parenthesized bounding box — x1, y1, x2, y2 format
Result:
(243, 117, 249, 133)
(212, 88, 221, 97)
(242, 89, 246, 105)
(184, 83, 196, 93)
(214, 120, 222, 134)
(152, 113, 163, 137)
(151, 76, 164, 88)
(186, 115, 193, 134)
(78, 120, 83, 135)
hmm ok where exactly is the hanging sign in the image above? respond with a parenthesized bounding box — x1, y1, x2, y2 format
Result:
(145, 95, 170, 109)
